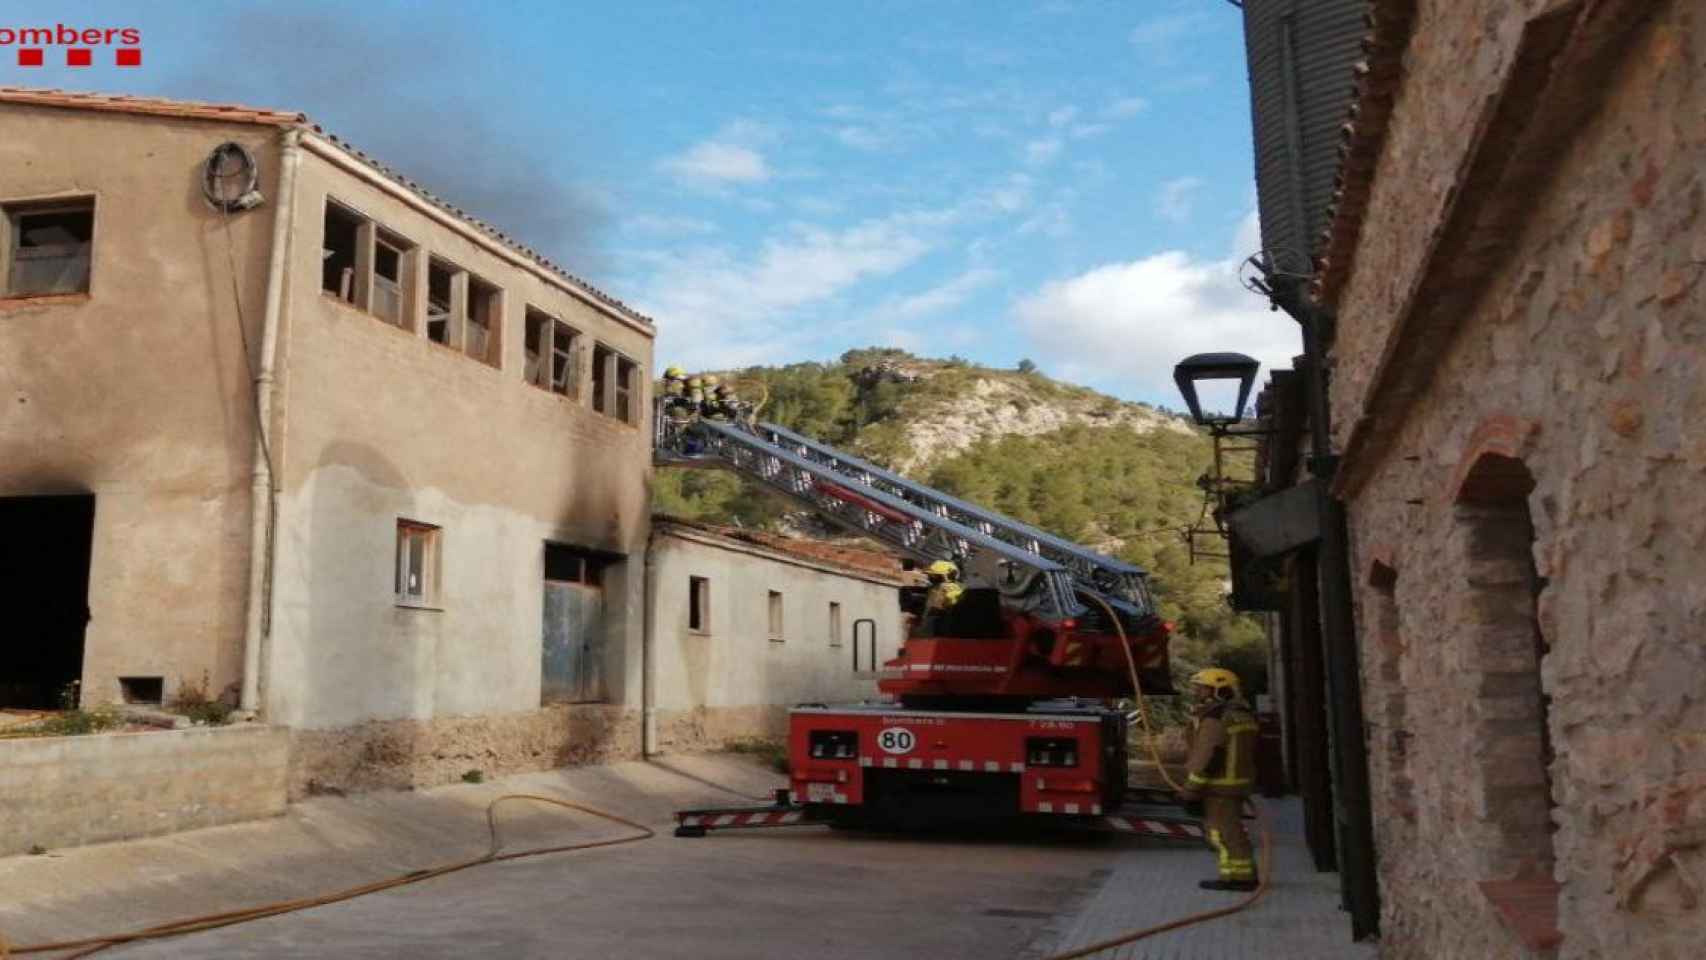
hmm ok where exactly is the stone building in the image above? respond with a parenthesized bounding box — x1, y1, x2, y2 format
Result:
(1226, 1, 1705, 957)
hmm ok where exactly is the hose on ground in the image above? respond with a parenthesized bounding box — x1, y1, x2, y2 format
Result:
(5, 794, 653, 959)
(1042, 595, 1273, 959)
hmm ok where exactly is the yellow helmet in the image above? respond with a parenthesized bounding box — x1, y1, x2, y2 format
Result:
(664, 365, 686, 379)
(926, 560, 958, 579)
(702, 374, 720, 387)
(1189, 667, 1243, 699)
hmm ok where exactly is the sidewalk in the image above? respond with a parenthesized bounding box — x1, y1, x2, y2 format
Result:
(1029, 797, 1379, 959)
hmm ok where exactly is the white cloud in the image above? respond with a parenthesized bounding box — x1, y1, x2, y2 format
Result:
(834, 125, 889, 152)
(1016, 203, 1071, 239)
(1156, 176, 1203, 223)
(1129, 13, 1204, 62)
(640, 209, 958, 368)
(1069, 122, 1112, 140)
(624, 214, 718, 236)
(1047, 106, 1079, 128)
(1012, 212, 1300, 403)
(1104, 96, 1150, 119)
(1025, 138, 1063, 165)
(886, 267, 1001, 321)
(658, 119, 778, 185)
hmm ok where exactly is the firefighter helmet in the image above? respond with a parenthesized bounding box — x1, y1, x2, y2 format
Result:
(1189, 667, 1243, 700)
(664, 365, 686, 379)
(714, 384, 733, 397)
(702, 374, 720, 387)
(926, 560, 959, 580)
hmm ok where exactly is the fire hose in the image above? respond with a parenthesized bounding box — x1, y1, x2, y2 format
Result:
(0, 794, 653, 960)
(1036, 596, 1275, 959)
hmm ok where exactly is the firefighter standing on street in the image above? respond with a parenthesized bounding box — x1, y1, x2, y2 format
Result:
(1178, 667, 1259, 891)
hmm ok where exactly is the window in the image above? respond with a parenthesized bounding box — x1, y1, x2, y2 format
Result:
(5, 199, 94, 297)
(395, 520, 441, 607)
(426, 258, 455, 345)
(524, 308, 581, 396)
(371, 232, 407, 326)
(768, 590, 784, 642)
(544, 542, 606, 586)
(689, 576, 710, 633)
(321, 202, 362, 304)
(828, 601, 843, 648)
(465, 275, 500, 366)
(615, 356, 638, 424)
(119, 676, 163, 705)
(591, 343, 612, 414)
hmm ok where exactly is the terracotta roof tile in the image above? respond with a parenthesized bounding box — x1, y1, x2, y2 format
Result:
(0, 86, 653, 331)
(654, 515, 918, 584)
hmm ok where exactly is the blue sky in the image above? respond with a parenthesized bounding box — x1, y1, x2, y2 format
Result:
(12, 0, 1299, 407)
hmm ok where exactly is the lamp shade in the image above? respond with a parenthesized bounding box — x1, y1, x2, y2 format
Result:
(1173, 352, 1260, 425)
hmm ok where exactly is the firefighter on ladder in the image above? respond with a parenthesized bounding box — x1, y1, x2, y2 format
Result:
(1178, 667, 1259, 892)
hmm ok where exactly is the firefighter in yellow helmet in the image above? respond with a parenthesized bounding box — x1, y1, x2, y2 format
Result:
(1179, 666, 1259, 891)
(662, 366, 693, 419)
(923, 560, 963, 624)
(699, 374, 721, 417)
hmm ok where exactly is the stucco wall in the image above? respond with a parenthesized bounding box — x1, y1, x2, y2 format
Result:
(0, 106, 283, 708)
(1329, 3, 1704, 956)
(0, 725, 289, 856)
(648, 526, 899, 750)
(263, 145, 653, 732)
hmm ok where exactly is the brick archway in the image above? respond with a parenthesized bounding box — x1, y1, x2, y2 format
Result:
(1447, 415, 1541, 505)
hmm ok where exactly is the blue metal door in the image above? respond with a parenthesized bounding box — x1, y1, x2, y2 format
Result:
(542, 581, 606, 703)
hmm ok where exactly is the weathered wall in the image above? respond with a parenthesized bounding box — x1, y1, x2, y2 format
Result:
(0, 726, 289, 856)
(647, 525, 898, 751)
(1330, 2, 1705, 956)
(264, 144, 653, 733)
(286, 704, 638, 798)
(0, 106, 282, 707)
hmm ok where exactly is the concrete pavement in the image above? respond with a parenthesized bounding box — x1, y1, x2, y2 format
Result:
(1, 756, 1376, 959)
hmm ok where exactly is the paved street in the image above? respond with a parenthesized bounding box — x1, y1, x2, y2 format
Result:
(2, 758, 1375, 959)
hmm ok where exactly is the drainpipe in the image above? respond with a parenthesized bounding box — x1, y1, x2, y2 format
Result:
(641, 525, 658, 756)
(240, 128, 302, 715)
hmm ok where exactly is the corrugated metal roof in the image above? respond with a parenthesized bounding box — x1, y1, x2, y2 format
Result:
(0, 86, 654, 332)
(1240, 0, 1371, 275)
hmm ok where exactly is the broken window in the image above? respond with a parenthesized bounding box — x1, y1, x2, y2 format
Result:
(426, 259, 455, 346)
(544, 543, 606, 586)
(371, 232, 407, 326)
(321, 202, 361, 304)
(525, 307, 581, 396)
(689, 576, 710, 633)
(465, 275, 500, 365)
(768, 590, 784, 641)
(591, 344, 612, 414)
(396, 520, 442, 607)
(615, 356, 638, 424)
(4, 199, 95, 297)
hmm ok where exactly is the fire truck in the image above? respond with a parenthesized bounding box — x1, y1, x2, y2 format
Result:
(657, 406, 1202, 842)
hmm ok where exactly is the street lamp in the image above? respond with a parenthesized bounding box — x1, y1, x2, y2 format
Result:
(1172, 352, 1261, 429)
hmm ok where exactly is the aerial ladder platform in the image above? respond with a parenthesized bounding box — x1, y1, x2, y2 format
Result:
(655, 401, 1185, 836)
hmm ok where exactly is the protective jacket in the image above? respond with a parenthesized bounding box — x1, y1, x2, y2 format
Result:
(1184, 703, 1258, 797)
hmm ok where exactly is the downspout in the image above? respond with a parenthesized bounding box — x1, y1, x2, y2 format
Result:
(641, 525, 658, 757)
(240, 127, 302, 715)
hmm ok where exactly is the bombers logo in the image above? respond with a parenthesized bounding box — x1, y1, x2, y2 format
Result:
(1, 24, 142, 67)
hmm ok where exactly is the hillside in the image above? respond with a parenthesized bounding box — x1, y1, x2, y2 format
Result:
(653, 348, 1266, 694)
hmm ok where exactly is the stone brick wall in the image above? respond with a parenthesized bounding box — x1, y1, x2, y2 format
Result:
(0, 725, 289, 856)
(1328, 1, 1706, 956)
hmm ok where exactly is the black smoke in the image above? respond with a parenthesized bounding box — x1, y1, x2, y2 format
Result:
(160, 7, 611, 277)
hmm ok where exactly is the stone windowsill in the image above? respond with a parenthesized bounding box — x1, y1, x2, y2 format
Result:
(1478, 876, 1563, 952)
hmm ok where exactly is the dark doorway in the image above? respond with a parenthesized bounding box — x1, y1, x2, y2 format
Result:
(0, 495, 95, 709)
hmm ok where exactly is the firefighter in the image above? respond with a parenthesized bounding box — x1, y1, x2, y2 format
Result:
(662, 366, 693, 419)
(712, 383, 742, 421)
(685, 376, 706, 416)
(1178, 666, 1259, 892)
(699, 374, 721, 416)
(924, 560, 963, 617)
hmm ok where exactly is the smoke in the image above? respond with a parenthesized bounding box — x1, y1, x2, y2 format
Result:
(159, 7, 611, 276)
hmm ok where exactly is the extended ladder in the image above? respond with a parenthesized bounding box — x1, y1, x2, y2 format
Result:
(655, 406, 1158, 627)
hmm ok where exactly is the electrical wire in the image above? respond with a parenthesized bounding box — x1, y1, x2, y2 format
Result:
(3, 794, 653, 959)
